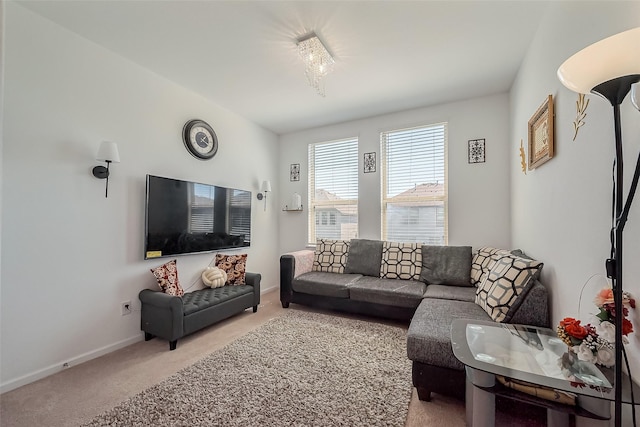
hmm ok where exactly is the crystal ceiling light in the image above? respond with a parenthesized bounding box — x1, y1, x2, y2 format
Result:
(297, 33, 335, 97)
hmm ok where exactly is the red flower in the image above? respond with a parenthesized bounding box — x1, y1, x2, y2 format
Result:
(623, 318, 634, 336)
(560, 317, 589, 340)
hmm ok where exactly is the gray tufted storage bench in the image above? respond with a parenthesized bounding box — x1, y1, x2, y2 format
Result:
(407, 281, 549, 401)
(139, 272, 261, 350)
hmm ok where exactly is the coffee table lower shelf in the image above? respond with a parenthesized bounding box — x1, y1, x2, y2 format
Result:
(477, 381, 610, 421)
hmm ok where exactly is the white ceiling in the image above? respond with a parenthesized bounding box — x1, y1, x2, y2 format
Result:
(18, 1, 550, 135)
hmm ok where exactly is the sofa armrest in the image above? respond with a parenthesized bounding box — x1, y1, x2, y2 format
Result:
(508, 281, 549, 327)
(280, 250, 314, 304)
(245, 272, 261, 307)
(139, 289, 184, 341)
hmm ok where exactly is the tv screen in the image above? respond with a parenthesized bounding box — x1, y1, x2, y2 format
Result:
(144, 175, 251, 259)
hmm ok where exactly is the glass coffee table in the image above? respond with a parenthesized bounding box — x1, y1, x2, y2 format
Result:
(451, 318, 639, 427)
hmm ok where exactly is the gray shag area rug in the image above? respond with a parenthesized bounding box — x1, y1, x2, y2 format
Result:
(84, 310, 412, 426)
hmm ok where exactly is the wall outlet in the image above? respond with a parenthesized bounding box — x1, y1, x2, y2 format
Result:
(121, 301, 132, 316)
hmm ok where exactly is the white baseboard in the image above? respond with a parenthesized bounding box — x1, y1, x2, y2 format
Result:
(0, 335, 143, 394)
(2, 286, 276, 395)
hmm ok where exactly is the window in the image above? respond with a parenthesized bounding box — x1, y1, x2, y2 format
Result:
(381, 123, 447, 245)
(309, 138, 358, 243)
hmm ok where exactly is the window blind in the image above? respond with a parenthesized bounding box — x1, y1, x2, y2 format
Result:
(308, 138, 359, 243)
(381, 123, 448, 244)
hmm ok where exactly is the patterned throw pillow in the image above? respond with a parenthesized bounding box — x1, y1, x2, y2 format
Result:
(475, 255, 543, 322)
(469, 247, 512, 286)
(215, 253, 248, 285)
(380, 242, 422, 281)
(312, 239, 350, 273)
(150, 259, 184, 296)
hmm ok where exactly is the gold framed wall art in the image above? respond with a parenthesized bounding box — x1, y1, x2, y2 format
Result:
(528, 95, 554, 170)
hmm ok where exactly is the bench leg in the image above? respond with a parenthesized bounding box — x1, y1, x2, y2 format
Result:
(281, 301, 290, 308)
(253, 305, 258, 313)
(169, 340, 177, 351)
(416, 386, 432, 402)
(144, 332, 154, 341)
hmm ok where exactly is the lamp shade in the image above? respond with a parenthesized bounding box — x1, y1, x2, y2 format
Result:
(262, 180, 272, 193)
(557, 27, 640, 94)
(96, 141, 120, 163)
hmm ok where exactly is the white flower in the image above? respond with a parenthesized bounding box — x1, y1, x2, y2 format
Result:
(573, 342, 597, 363)
(597, 321, 616, 343)
(596, 346, 615, 367)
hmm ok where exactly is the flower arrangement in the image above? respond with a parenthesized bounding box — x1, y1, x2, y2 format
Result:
(557, 287, 635, 367)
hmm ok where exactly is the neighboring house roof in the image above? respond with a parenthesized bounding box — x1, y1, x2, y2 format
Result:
(390, 183, 444, 199)
(388, 183, 444, 207)
(314, 189, 357, 216)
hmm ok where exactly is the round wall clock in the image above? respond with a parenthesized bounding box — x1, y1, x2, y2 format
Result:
(182, 119, 218, 160)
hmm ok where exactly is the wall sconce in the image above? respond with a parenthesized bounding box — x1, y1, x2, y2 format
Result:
(92, 141, 120, 198)
(256, 180, 272, 211)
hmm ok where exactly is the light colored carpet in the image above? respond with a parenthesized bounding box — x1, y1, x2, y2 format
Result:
(83, 310, 412, 426)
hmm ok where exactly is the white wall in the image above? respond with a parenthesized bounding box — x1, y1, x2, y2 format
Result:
(0, 3, 279, 392)
(278, 93, 512, 253)
(510, 1, 640, 418)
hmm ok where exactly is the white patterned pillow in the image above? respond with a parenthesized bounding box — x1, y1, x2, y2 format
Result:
(470, 247, 512, 286)
(380, 242, 422, 281)
(312, 239, 350, 273)
(475, 255, 543, 322)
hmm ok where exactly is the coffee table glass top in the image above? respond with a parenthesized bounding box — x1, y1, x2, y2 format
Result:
(451, 319, 639, 402)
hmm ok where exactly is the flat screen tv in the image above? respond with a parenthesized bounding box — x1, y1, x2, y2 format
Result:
(144, 175, 251, 259)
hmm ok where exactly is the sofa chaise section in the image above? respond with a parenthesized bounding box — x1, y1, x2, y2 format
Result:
(407, 280, 549, 401)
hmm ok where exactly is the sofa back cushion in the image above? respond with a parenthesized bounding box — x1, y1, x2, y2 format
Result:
(475, 254, 543, 322)
(312, 239, 350, 273)
(420, 245, 472, 286)
(344, 239, 383, 277)
(380, 241, 422, 281)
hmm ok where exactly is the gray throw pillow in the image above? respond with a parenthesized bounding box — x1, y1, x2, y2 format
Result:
(420, 245, 472, 286)
(344, 239, 383, 277)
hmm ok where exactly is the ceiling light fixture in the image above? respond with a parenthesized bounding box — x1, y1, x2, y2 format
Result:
(297, 33, 335, 97)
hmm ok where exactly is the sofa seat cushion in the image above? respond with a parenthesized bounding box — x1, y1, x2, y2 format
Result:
(292, 272, 362, 298)
(182, 285, 254, 315)
(349, 277, 426, 308)
(407, 298, 491, 370)
(423, 284, 476, 302)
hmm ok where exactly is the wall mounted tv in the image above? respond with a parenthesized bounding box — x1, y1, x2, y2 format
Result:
(144, 175, 251, 259)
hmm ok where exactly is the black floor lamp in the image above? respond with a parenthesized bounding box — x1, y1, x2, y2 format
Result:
(558, 27, 640, 427)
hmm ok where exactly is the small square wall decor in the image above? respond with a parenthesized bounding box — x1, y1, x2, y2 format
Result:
(290, 163, 300, 181)
(468, 139, 486, 164)
(364, 152, 376, 173)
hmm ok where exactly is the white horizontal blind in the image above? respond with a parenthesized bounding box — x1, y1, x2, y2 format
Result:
(381, 123, 448, 244)
(308, 138, 359, 243)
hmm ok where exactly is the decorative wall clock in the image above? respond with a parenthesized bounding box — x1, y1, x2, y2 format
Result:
(182, 119, 218, 160)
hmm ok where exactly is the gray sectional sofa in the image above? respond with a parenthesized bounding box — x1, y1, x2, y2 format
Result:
(280, 240, 549, 401)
